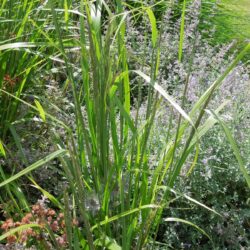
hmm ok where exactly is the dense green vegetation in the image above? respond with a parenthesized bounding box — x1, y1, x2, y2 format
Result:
(216, 0, 250, 42)
(0, 0, 249, 249)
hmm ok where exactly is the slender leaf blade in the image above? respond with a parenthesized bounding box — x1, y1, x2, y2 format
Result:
(165, 217, 211, 241)
(0, 149, 67, 188)
(35, 99, 46, 122)
(0, 140, 6, 158)
(0, 224, 41, 241)
(146, 8, 158, 48)
(207, 110, 250, 188)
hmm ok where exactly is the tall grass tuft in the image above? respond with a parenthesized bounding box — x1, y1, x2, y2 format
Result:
(0, 0, 249, 249)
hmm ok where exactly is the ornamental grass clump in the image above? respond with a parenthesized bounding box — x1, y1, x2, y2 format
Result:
(0, 0, 250, 249)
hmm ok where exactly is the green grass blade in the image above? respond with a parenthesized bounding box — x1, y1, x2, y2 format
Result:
(146, 8, 158, 48)
(113, 95, 136, 134)
(186, 143, 199, 176)
(64, 0, 69, 28)
(64, 190, 73, 250)
(0, 224, 41, 241)
(134, 70, 194, 126)
(0, 149, 67, 188)
(29, 177, 63, 209)
(207, 110, 250, 188)
(0, 42, 37, 51)
(167, 188, 221, 216)
(34, 99, 46, 122)
(9, 125, 28, 165)
(178, 0, 186, 62)
(164, 217, 211, 241)
(0, 89, 69, 130)
(91, 204, 160, 231)
(190, 43, 250, 118)
(0, 140, 6, 158)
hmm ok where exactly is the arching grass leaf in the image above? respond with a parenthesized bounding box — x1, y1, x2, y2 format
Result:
(0, 149, 67, 188)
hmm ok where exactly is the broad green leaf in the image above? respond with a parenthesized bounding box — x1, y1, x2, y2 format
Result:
(0, 149, 67, 188)
(35, 99, 46, 122)
(146, 8, 158, 48)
